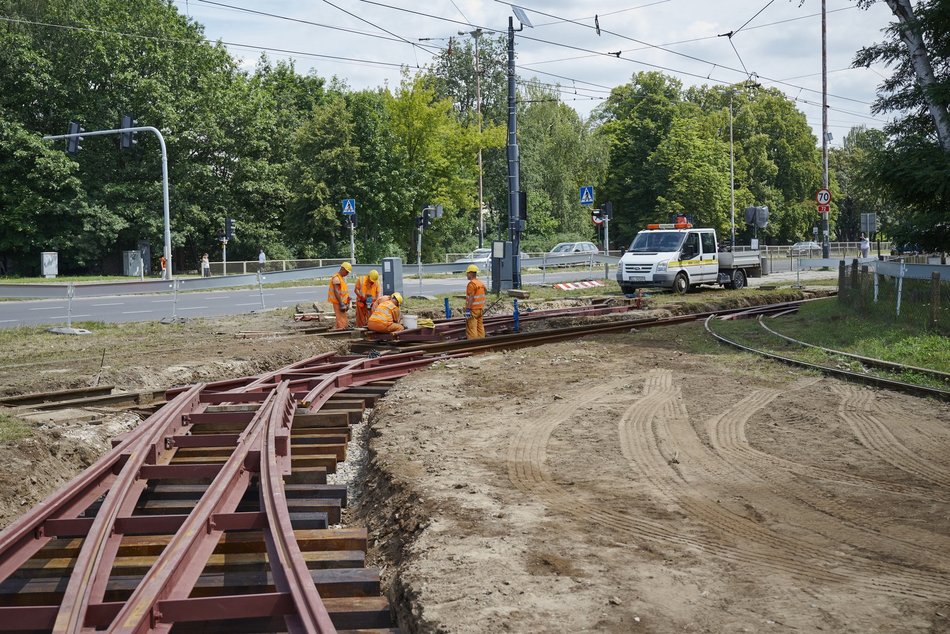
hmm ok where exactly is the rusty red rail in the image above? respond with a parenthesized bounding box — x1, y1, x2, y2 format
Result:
(0, 352, 442, 632)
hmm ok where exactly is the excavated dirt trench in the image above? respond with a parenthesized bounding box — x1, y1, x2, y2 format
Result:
(354, 323, 950, 633)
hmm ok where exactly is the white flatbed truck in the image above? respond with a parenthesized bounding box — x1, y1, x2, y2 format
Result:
(616, 222, 761, 294)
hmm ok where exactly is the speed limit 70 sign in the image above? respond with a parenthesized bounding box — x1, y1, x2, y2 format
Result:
(816, 188, 831, 205)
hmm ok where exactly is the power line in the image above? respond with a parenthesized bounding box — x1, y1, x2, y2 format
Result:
(193, 0, 419, 47)
(494, 0, 874, 107)
(532, 0, 671, 28)
(0, 14, 413, 70)
(731, 0, 777, 36)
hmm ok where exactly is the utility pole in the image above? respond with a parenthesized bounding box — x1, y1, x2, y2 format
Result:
(507, 16, 524, 288)
(821, 0, 830, 259)
(460, 28, 485, 248)
(729, 89, 736, 249)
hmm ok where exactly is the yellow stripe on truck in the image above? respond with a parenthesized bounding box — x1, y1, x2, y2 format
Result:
(670, 259, 704, 267)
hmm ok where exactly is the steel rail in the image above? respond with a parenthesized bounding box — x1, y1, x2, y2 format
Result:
(704, 315, 950, 401)
(359, 301, 807, 356)
(52, 384, 204, 633)
(108, 388, 281, 633)
(756, 317, 950, 385)
(0, 387, 202, 583)
(260, 383, 337, 634)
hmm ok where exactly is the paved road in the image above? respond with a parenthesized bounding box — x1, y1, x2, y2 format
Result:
(0, 259, 828, 330)
(0, 269, 614, 329)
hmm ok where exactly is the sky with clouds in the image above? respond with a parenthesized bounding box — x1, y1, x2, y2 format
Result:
(173, 0, 898, 147)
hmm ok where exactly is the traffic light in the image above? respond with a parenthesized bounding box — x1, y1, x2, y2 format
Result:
(603, 201, 613, 221)
(422, 208, 432, 229)
(518, 191, 527, 221)
(66, 121, 83, 155)
(120, 114, 137, 150)
(349, 213, 357, 228)
(415, 215, 424, 228)
(225, 217, 235, 240)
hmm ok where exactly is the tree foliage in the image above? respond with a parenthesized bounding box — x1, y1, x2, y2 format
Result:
(854, 0, 950, 252)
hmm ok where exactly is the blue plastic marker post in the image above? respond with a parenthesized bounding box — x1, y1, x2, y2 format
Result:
(444, 297, 452, 319)
(513, 299, 520, 333)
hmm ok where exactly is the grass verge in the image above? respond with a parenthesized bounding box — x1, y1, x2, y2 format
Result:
(708, 297, 949, 389)
(0, 413, 31, 442)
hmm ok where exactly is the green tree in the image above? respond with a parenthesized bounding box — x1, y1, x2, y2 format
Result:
(594, 72, 684, 244)
(855, 0, 950, 252)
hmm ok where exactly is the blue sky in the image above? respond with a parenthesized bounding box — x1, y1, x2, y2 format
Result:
(173, 0, 897, 146)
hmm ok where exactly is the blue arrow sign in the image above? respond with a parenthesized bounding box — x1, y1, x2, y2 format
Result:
(341, 198, 356, 215)
(579, 186, 594, 206)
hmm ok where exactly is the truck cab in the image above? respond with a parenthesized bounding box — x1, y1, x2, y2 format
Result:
(617, 222, 759, 294)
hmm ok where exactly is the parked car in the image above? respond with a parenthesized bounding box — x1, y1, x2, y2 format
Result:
(540, 241, 600, 269)
(549, 241, 599, 255)
(790, 241, 821, 255)
(453, 248, 528, 272)
(453, 248, 492, 267)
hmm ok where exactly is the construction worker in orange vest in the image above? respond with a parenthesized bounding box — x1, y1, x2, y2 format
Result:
(354, 269, 381, 328)
(327, 262, 352, 329)
(368, 292, 404, 333)
(464, 264, 486, 339)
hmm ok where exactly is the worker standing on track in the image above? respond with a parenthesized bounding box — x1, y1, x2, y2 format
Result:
(328, 262, 352, 330)
(354, 269, 381, 328)
(464, 264, 486, 339)
(368, 292, 404, 333)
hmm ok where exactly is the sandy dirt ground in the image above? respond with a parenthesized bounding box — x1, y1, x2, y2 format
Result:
(357, 324, 950, 633)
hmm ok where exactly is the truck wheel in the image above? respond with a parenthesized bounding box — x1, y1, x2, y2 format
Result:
(730, 269, 746, 290)
(620, 284, 636, 295)
(673, 273, 689, 295)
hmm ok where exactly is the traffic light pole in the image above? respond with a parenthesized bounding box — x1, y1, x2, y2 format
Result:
(416, 225, 423, 292)
(44, 126, 173, 279)
(349, 217, 356, 265)
(221, 237, 228, 276)
(603, 216, 610, 281)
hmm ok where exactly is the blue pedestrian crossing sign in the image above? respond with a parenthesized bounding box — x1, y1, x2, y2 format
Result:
(341, 199, 356, 215)
(579, 186, 594, 206)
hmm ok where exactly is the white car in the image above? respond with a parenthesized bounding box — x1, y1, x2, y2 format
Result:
(549, 241, 599, 255)
(454, 248, 492, 268)
(790, 241, 821, 255)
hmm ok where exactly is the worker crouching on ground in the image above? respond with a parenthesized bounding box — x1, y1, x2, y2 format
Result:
(328, 262, 352, 329)
(368, 292, 404, 333)
(354, 269, 380, 328)
(465, 264, 486, 339)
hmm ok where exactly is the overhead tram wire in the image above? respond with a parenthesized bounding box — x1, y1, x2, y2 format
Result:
(0, 15, 413, 71)
(194, 0, 431, 48)
(361, 1, 878, 122)
(531, 0, 671, 28)
(196, 0, 441, 56)
(490, 0, 874, 107)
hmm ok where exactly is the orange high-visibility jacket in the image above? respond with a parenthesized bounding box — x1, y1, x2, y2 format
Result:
(466, 278, 486, 310)
(354, 275, 380, 308)
(368, 298, 400, 328)
(328, 272, 349, 306)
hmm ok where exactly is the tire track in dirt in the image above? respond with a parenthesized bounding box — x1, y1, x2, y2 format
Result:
(704, 380, 950, 568)
(506, 375, 855, 586)
(834, 385, 950, 489)
(616, 370, 950, 600)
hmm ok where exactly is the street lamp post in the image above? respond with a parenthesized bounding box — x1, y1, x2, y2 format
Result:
(729, 90, 736, 249)
(459, 28, 485, 248)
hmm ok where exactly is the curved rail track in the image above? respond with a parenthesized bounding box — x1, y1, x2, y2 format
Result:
(3, 294, 941, 632)
(705, 314, 950, 401)
(0, 351, 440, 633)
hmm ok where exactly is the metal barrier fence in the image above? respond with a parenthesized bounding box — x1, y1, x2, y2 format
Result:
(838, 258, 948, 334)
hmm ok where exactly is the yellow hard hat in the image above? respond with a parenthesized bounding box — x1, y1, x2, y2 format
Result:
(369, 269, 379, 282)
(466, 264, 479, 274)
(341, 261, 352, 272)
(392, 292, 403, 305)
